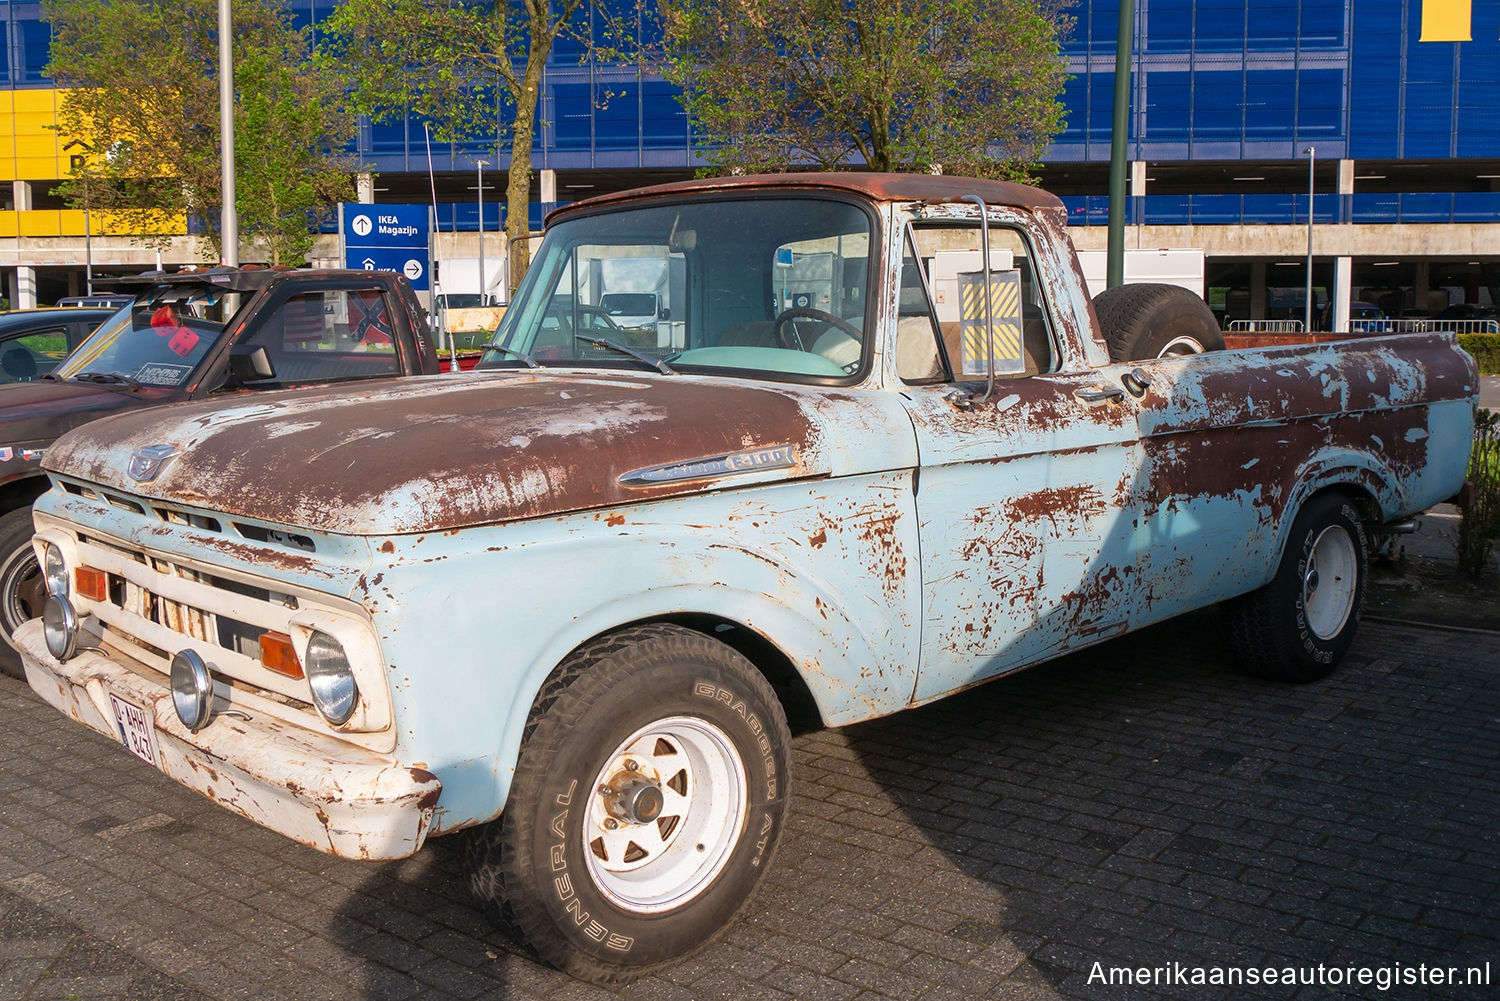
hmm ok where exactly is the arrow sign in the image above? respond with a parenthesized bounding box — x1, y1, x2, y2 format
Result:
(341, 203, 431, 290)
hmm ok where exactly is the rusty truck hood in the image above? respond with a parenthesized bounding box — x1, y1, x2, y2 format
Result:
(42, 371, 910, 535)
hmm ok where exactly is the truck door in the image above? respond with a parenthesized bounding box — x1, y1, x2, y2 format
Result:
(894, 222, 1147, 704)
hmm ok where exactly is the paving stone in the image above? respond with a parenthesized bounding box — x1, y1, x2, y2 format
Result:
(6, 613, 1500, 998)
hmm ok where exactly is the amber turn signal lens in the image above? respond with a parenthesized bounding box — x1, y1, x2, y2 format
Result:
(259, 631, 304, 678)
(73, 566, 108, 602)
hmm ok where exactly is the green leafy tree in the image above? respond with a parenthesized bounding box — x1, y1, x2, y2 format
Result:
(660, 0, 1071, 181)
(319, 0, 590, 294)
(45, 0, 356, 263)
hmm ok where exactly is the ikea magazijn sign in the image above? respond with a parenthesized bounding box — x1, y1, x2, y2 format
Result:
(339, 203, 433, 292)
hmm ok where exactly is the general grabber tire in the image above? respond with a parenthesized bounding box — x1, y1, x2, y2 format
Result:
(0, 506, 42, 679)
(1224, 493, 1368, 683)
(1093, 282, 1226, 361)
(467, 623, 791, 983)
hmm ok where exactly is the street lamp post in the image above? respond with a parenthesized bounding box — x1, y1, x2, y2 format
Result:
(476, 159, 489, 305)
(219, 0, 237, 267)
(83, 176, 92, 295)
(1304, 145, 1316, 333)
(64, 141, 94, 294)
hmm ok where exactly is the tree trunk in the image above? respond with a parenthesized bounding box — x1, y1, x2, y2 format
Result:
(505, 44, 548, 298)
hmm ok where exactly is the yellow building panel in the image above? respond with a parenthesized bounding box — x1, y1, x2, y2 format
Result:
(16, 156, 60, 181)
(15, 133, 57, 158)
(19, 211, 63, 238)
(12, 90, 58, 115)
(1421, 0, 1472, 41)
(0, 213, 17, 238)
(58, 209, 89, 235)
(14, 111, 58, 140)
(0, 92, 13, 114)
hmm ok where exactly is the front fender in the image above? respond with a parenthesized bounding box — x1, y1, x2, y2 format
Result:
(365, 471, 921, 833)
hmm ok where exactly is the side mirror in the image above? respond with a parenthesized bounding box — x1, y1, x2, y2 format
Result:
(228, 344, 275, 383)
(659, 306, 671, 320)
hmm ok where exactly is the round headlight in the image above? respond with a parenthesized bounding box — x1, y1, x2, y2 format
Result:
(42, 543, 69, 598)
(42, 595, 78, 661)
(170, 650, 214, 731)
(305, 630, 358, 726)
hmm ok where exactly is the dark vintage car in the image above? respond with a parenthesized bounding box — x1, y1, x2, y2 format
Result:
(0, 307, 118, 385)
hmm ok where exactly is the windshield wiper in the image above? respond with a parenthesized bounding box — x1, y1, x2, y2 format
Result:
(573, 335, 676, 375)
(480, 343, 539, 368)
(71, 372, 142, 390)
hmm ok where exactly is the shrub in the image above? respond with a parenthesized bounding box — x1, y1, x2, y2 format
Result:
(1458, 409, 1500, 577)
(1457, 333, 1500, 375)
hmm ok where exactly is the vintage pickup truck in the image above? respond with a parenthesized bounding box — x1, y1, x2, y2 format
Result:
(0, 267, 443, 677)
(17, 174, 1476, 982)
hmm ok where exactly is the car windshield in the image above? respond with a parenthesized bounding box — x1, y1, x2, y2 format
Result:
(481, 197, 873, 381)
(54, 286, 241, 388)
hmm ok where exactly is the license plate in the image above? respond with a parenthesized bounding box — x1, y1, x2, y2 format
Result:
(108, 693, 161, 769)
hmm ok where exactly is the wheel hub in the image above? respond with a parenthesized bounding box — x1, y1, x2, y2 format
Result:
(603, 773, 665, 825)
(582, 716, 748, 913)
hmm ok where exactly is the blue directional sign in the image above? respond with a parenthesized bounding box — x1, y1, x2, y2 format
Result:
(340, 203, 432, 291)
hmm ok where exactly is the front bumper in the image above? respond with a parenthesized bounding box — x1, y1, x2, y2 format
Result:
(17, 619, 439, 861)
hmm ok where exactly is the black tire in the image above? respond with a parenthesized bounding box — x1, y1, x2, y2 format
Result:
(467, 623, 791, 983)
(1224, 493, 1368, 683)
(1093, 282, 1226, 361)
(0, 506, 42, 679)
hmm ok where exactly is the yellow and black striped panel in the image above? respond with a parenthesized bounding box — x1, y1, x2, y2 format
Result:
(958, 271, 1025, 376)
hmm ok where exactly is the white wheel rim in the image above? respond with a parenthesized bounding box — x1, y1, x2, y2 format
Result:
(583, 716, 747, 914)
(1157, 335, 1206, 357)
(1303, 525, 1358, 640)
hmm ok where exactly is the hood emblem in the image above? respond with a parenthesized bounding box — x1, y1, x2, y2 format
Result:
(127, 444, 180, 483)
(619, 444, 798, 487)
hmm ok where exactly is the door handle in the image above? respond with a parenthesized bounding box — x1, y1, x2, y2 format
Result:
(1074, 385, 1125, 403)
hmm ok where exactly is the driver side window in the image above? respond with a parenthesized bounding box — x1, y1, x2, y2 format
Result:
(900, 223, 1057, 383)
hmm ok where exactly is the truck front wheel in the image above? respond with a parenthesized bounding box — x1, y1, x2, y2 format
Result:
(0, 506, 42, 678)
(1224, 493, 1367, 682)
(468, 624, 791, 983)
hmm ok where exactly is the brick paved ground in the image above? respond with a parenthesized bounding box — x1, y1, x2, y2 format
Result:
(2, 611, 1497, 1000)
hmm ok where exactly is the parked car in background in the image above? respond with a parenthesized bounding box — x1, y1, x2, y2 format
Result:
(0, 267, 444, 679)
(0, 307, 117, 384)
(1437, 303, 1498, 320)
(55, 295, 136, 309)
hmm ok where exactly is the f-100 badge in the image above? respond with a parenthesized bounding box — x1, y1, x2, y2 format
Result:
(619, 444, 798, 486)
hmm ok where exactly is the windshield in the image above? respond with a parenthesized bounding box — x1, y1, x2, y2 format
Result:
(55, 286, 239, 388)
(482, 197, 873, 381)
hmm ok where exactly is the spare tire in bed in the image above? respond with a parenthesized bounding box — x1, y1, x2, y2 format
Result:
(1093, 282, 1225, 362)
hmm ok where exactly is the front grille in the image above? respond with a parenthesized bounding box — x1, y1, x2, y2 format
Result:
(69, 532, 319, 716)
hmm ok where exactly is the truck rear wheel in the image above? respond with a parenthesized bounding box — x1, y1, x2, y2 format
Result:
(467, 624, 791, 983)
(1094, 282, 1225, 361)
(0, 507, 41, 678)
(1224, 494, 1367, 682)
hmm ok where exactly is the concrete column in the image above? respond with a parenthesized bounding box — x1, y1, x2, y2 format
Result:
(356, 172, 375, 203)
(539, 169, 557, 208)
(12, 180, 32, 211)
(1130, 161, 1147, 241)
(1338, 159, 1355, 224)
(15, 266, 37, 309)
(1414, 261, 1431, 311)
(1250, 261, 1268, 321)
(1333, 257, 1352, 332)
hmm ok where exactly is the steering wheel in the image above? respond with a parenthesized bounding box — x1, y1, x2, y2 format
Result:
(771, 308, 864, 371)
